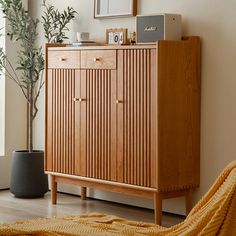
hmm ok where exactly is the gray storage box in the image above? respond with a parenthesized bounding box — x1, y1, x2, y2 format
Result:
(136, 14, 182, 44)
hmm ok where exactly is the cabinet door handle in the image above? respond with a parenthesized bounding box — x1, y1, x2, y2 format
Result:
(116, 100, 123, 104)
(59, 58, 67, 62)
(93, 57, 100, 62)
(73, 98, 86, 102)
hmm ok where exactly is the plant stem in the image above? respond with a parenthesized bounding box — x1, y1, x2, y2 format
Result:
(29, 72, 33, 152)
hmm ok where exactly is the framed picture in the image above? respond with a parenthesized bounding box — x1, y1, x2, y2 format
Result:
(106, 28, 128, 45)
(94, 0, 137, 19)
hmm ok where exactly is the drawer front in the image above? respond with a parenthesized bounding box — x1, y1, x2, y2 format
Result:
(48, 50, 80, 69)
(81, 50, 116, 69)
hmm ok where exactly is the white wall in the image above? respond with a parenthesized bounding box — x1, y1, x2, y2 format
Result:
(0, 11, 5, 157)
(30, 0, 236, 215)
(0, 21, 27, 188)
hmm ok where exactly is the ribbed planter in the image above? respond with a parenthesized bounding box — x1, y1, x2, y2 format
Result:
(10, 150, 48, 198)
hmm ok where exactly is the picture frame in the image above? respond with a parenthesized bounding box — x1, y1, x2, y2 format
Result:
(94, 0, 137, 19)
(106, 28, 128, 45)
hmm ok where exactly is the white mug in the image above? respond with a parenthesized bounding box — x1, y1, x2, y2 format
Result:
(77, 32, 90, 42)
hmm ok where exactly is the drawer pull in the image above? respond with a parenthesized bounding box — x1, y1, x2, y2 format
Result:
(93, 57, 101, 62)
(73, 98, 86, 102)
(59, 58, 67, 62)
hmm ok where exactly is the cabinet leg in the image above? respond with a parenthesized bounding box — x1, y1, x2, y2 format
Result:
(185, 189, 193, 215)
(154, 193, 162, 225)
(51, 175, 57, 205)
(81, 187, 87, 200)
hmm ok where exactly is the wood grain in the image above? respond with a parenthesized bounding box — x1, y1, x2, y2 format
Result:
(48, 50, 80, 69)
(48, 172, 157, 198)
(46, 69, 77, 175)
(51, 175, 57, 205)
(79, 69, 116, 181)
(48, 44, 156, 51)
(150, 49, 158, 188)
(157, 36, 201, 192)
(81, 50, 116, 70)
(81, 187, 87, 200)
(117, 49, 153, 187)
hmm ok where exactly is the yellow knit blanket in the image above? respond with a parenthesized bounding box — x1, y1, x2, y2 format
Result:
(0, 161, 236, 236)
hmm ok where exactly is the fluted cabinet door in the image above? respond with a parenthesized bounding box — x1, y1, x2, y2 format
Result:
(78, 69, 117, 181)
(46, 69, 80, 175)
(117, 49, 157, 188)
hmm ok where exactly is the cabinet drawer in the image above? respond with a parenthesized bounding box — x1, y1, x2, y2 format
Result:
(48, 50, 80, 69)
(81, 50, 116, 69)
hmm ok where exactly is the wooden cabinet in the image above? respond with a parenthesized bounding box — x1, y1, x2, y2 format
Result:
(45, 37, 201, 225)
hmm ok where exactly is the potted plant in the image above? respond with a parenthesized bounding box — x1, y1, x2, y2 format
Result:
(0, 0, 77, 198)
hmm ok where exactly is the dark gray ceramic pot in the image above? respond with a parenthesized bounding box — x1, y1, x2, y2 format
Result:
(10, 150, 48, 198)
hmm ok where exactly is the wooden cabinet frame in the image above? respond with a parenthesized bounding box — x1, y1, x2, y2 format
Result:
(45, 37, 201, 225)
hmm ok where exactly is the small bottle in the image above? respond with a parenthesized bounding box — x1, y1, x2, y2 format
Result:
(130, 31, 136, 45)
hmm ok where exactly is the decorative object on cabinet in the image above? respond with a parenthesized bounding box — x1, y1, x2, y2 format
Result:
(136, 14, 182, 44)
(106, 28, 128, 45)
(70, 41, 99, 47)
(45, 36, 201, 225)
(130, 31, 136, 45)
(94, 0, 137, 18)
(77, 32, 90, 42)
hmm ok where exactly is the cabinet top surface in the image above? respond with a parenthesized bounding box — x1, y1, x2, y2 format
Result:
(47, 37, 199, 51)
(48, 44, 157, 51)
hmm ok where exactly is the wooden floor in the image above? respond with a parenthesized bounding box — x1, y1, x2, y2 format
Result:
(0, 190, 184, 227)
